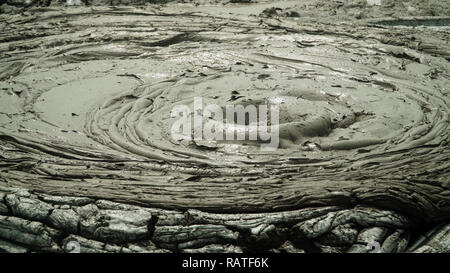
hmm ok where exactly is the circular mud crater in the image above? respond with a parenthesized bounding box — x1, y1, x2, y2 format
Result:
(0, 6, 449, 253)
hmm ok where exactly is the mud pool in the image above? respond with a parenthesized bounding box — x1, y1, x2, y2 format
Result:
(0, 1, 449, 253)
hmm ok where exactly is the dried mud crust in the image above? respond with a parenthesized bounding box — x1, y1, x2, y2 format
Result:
(0, 5, 449, 252)
(2, 0, 450, 19)
(0, 185, 449, 253)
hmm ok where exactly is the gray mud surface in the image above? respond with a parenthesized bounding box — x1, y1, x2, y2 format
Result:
(0, 0, 449, 253)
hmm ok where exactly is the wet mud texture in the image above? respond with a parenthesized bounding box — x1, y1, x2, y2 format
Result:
(0, 3, 449, 252)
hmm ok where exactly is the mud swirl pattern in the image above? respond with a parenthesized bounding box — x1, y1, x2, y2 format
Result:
(0, 6, 449, 240)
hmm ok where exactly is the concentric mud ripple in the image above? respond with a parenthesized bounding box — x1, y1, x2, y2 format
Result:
(0, 7, 449, 225)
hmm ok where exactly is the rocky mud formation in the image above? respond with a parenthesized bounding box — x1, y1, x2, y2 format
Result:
(0, 1, 449, 252)
(1, 185, 449, 253)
